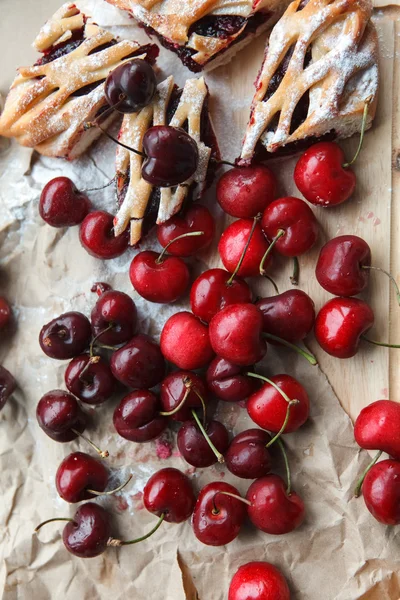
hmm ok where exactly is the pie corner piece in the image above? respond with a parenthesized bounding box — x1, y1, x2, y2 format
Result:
(0, 2, 159, 160)
(238, 0, 379, 166)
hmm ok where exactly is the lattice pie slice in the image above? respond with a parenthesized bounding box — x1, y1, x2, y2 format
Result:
(0, 3, 158, 159)
(239, 0, 379, 164)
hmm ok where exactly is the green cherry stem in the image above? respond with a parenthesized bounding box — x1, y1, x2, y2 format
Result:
(108, 513, 165, 547)
(262, 333, 318, 365)
(87, 474, 133, 497)
(290, 257, 300, 286)
(361, 337, 400, 349)
(191, 409, 225, 464)
(192, 387, 207, 426)
(265, 275, 280, 295)
(259, 229, 285, 276)
(265, 400, 300, 448)
(90, 323, 114, 357)
(84, 119, 145, 159)
(362, 265, 400, 306)
(71, 428, 109, 459)
(343, 97, 372, 168)
(212, 491, 251, 515)
(83, 177, 117, 194)
(156, 231, 204, 265)
(354, 450, 383, 498)
(276, 438, 292, 494)
(159, 379, 193, 417)
(35, 517, 73, 534)
(226, 213, 261, 286)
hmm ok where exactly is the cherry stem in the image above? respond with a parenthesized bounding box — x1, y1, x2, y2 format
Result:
(290, 257, 300, 286)
(71, 428, 109, 458)
(85, 120, 145, 158)
(343, 97, 372, 168)
(90, 323, 114, 357)
(108, 513, 165, 547)
(192, 387, 207, 426)
(35, 517, 73, 534)
(226, 213, 261, 286)
(156, 231, 204, 265)
(212, 491, 251, 515)
(191, 409, 224, 464)
(78, 355, 101, 382)
(87, 474, 132, 497)
(91, 94, 128, 126)
(354, 450, 382, 498)
(362, 265, 400, 306)
(245, 372, 295, 404)
(265, 275, 280, 295)
(276, 438, 292, 494)
(361, 336, 400, 350)
(82, 177, 116, 194)
(159, 380, 193, 416)
(262, 333, 318, 365)
(265, 400, 300, 448)
(259, 229, 285, 276)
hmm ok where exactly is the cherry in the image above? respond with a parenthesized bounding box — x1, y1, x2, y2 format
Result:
(209, 304, 266, 367)
(190, 268, 252, 324)
(110, 334, 166, 389)
(129, 250, 189, 304)
(159, 371, 207, 422)
(36, 390, 86, 442)
(79, 211, 129, 259)
(177, 419, 229, 468)
(219, 218, 271, 278)
(225, 429, 272, 479)
(206, 357, 259, 403)
(217, 165, 277, 218)
(90, 290, 137, 346)
(355, 400, 400, 461)
(143, 467, 196, 523)
(65, 355, 116, 405)
(55, 452, 108, 503)
(228, 561, 290, 600)
(39, 311, 91, 360)
(160, 312, 214, 370)
(192, 482, 248, 546)
(362, 459, 400, 525)
(246, 474, 305, 535)
(0, 365, 16, 411)
(113, 390, 166, 442)
(0, 297, 11, 329)
(256, 290, 315, 344)
(105, 58, 157, 113)
(91, 282, 112, 297)
(157, 205, 215, 257)
(39, 177, 91, 227)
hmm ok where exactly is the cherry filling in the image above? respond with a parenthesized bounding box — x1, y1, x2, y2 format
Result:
(189, 15, 246, 38)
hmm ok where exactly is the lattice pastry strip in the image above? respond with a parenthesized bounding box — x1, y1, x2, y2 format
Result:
(239, 0, 378, 163)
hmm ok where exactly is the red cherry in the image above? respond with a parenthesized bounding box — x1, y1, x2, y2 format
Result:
(294, 142, 356, 207)
(355, 400, 400, 460)
(39, 311, 92, 360)
(190, 268, 252, 324)
(219, 219, 271, 278)
(129, 250, 189, 303)
(0, 297, 11, 330)
(192, 482, 247, 546)
(157, 205, 215, 257)
(80, 211, 129, 259)
(55, 452, 109, 503)
(362, 459, 400, 525)
(39, 177, 91, 227)
(225, 429, 272, 479)
(228, 561, 290, 600)
(246, 474, 305, 534)
(209, 304, 267, 366)
(160, 312, 214, 370)
(62, 503, 111, 558)
(91, 282, 112, 297)
(206, 357, 259, 402)
(314, 297, 374, 358)
(110, 334, 166, 389)
(217, 166, 277, 218)
(0, 365, 16, 411)
(113, 390, 166, 442)
(36, 390, 86, 442)
(160, 371, 207, 422)
(65, 355, 116, 405)
(91, 290, 137, 346)
(256, 290, 315, 344)
(143, 467, 196, 523)
(177, 419, 229, 468)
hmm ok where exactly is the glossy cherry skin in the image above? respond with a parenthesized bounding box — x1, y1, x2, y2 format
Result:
(160, 312, 214, 370)
(157, 205, 215, 257)
(65, 355, 116, 405)
(39, 312, 91, 360)
(217, 166, 277, 218)
(362, 459, 400, 525)
(247, 375, 310, 434)
(79, 211, 129, 259)
(228, 561, 290, 600)
(177, 419, 230, 468)
(143, 468, 196, 523)
(294, 142, 356, 207)
(246, 475, 305, 535)
(36, 390, 86, 442)
(0, 365, 16, 411)
(261, 196, 318, 257)
(110, 334, 166, 389)
(209, 304, 267, 367)
(105, 58, 157, 113)
(0, 297, 12, 329)
(142, 126, 199, 188)
(256, 290, 315, 344)
(206, 357, 259, 403)
(113, 390, 166, 442)
(63, 503, 111, 558)
(39, 177, 91, 227)
(314, 297, 374, 359)
(315, 235, 371, 296)
(160, 371, 207, 422)
(225, 429, 272, 479)
(91, 290, 137, 346)
(219, 219, 271, 278)
(192, 482, 247, 546)
(129, 251, 189, 304)
(354, 400, 400, 460)
(55, 452, 108, 503)
(190, 268, 252, 324)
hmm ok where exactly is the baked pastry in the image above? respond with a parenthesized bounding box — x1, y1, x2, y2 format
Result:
(0, 3, 158, 160)
(239, 0, 379, 164)
(105, 0, 290, 72)
(114, 76, 219, 245)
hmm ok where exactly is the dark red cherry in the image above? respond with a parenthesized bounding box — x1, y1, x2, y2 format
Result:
(91, 290, 137, 346)
(91, 282, 112, 297)
(0, 365, 16, 411)
(143, 467, 196, 523)
(129, 250, 189, 304)
(113, 390, 166, 442)
(228, 561, 290, 600)
(157, 205, 215, 257)
(160, 371, 207, 422)
(55, 452, 108, 503)
(63, 503, 111, 558)
(177, 419, 229, 468)
(160, 312, 214, 370)
(65, 355, 116, 405)
(39, 177, 91, 227)
(362, 459, 400, 525)
(110, 334, 166, 389)
(256, 290, 315, 344)
(225, 429, 271, 479)
(0, 297, 12, 329)
(36, 390, 86, 442)
(105, 58, 157, 113)
(206, 357, 259, 402)
(219, 219, 270, 278)
(79, 211, 129, 259)
(217, 165, 277, 218)
(39, 311, 91, 360)
(142, 126, 199, 188)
